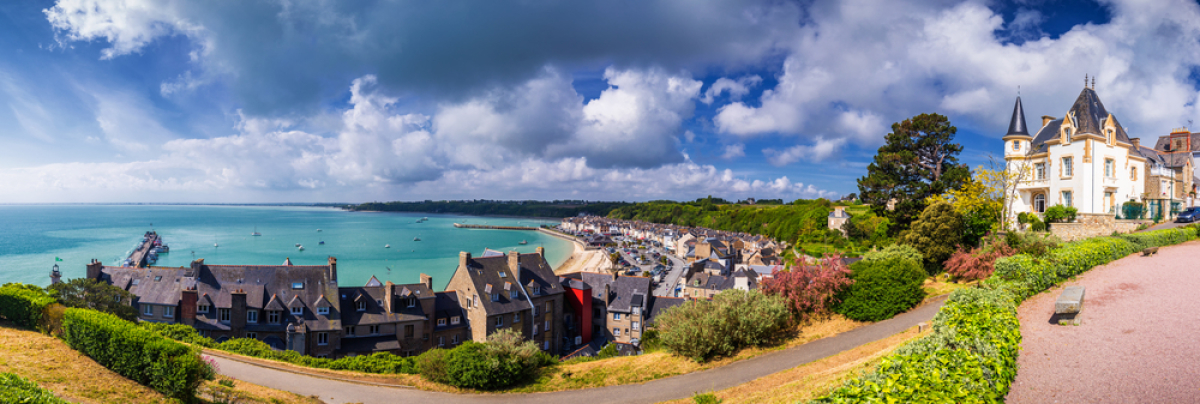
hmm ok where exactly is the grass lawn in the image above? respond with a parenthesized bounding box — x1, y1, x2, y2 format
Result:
(922, 275, 975, 302)
(659, 324, 926, 404)
(0, 321, 321, 404)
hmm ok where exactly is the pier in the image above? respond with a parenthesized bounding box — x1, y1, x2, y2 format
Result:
(127, 231, 161, 268)
(452, 223, 539, 231)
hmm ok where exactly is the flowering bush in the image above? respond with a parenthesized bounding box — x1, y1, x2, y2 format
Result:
(761, 254, 854, 322)
(944, 238, 1017, 282)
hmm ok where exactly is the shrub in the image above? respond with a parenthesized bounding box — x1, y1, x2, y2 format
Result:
(444, 342, 522, 390)
(1028, 215, 1047, 231)
(216, 338, 417, 374)
(1122, 201, 1146, 220)
(656, 289, 793, 362)
(901, 201, 964, 274)
(49, 278, 138, 322)
(693, 392, 723, 404)
(0, 372, 70, 404)
(60, 309, 208, 400)
(835, 257, 927, 322)
(1016, 212, 1030, 224)
(1043, 204, 1070, 223)
(415, 349, 450, 384)
(141, 322, 217, 348)
(596, 343, 620, 359)
(482, 328, 556, 380)
(0, 284, 58, 330)
(860, 244, 923, 266)
(760, 254, 853, 322)
(944, 240, 1017, 282)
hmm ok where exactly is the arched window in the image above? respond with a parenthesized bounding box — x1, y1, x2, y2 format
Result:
(1034, 194, 1046, 213)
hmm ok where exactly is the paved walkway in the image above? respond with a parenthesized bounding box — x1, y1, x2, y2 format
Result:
(1007, 240, 1200, 403)
(210, 296, 946, 404)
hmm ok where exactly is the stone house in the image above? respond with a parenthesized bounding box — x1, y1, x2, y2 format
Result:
(445, 248, 565, 352)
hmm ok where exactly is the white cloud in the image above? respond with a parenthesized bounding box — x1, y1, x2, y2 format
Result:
(701, 76, 762, 104)
(721, 143, 746, 160)
(763, 137, 847, 167)
(44, 0, 207, 60)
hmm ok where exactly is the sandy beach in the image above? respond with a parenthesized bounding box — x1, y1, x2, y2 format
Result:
(553, 237, 608, 275)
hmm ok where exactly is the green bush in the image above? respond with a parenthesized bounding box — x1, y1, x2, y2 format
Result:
(0, 372, 70, 404)
(1028, 215, 1047, 231)
(1122, 201, 1146, 219)
(1043, 204, 1069, 223)
(835, 257, 927, 322)
(416, 348, 451, 384)
(656, 289, 793, 362)
(814, 225, 1200, 403)
(0, 284, 58, 330)
(444, 342, 523, 390)
(693, 392, 723, 404)
(60, 309, 208, 400)
(860, 244, 923, 266)
(140, 322, 217, 347)
(900, 201, 963, 274)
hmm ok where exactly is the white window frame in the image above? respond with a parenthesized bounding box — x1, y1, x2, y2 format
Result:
(438, 318, 447, 326)
(1062, 157, 1073, 177)
(1062, 191, 1073, 208)
(407, 298, 416, 308)
(1105, 158, 1115, 178)
(247, 310, 258, 323)
(1035, 163, 1045, 180)
(163, 306, 174, 318)
(451, 316, 461, 325)
(317, 332, 328, 345)
(290, 306, 303, 315)
(318, 306, 329, 315)
(143, 305, 154, 316)
(1034, 193, 1046, 213)
(495, 316, 504, 327)
(613, 328, 621, 337)
(246, 332, 257, 339)
(268, 310, 280, 324)
(438, 336, 445, 347)
(197, 304, 210, 314)
(633, 321, 640, 331)
(509, 290, 518, 299)
(613, 313, 621, 320)
(219, 308, 231, 322)
(357, 301, 366, 311)
(452, 334, 459, 344)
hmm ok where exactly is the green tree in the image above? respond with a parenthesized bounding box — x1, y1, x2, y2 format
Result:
(900, 201, 964, 274)
(858, 113, 971, 233)
(48, 278, 137, 322)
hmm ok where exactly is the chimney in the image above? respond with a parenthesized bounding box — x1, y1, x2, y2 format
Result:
(190, 259, 204, 278)
(231, 289, 247, 336)
(181, 287, 197, 326)
(536, 246, 545, 257)
(327, 257, 338, 283)
(1042, 115, 1055, 128)
(459, 251, 472, 270)
(1132, 138, 1140, 149)
(384, 281, 394, 314)
(420, 273, 433, 291)
(604, 284, 611, 307)
(508, 251, 520, 275)
(612, 269, 619, 282)
(86, 259, 103, 281)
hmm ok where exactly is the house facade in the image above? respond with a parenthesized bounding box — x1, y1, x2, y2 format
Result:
(445, 248, 565, 353)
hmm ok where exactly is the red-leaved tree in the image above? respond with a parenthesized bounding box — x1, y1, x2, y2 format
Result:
(760, 253, 854, 322)
(944, 241, 1016, 282)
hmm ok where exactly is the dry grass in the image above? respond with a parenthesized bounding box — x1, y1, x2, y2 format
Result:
(0, 320, 327, 404)
(923, 275, 974, 301)
(201, 350, 460, 393)
(659, 324, 926, 404)
(508, 314, 867, 393)
(200, 376, 325, 404)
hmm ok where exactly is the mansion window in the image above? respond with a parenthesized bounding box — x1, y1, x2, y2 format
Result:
(317, 332, 328, 345)
(1035, 163, 1045, 180)
(1062, 157, 1073, 177)
(1131, 167, 1138, 181)
(219, 308, 231, 322)
(1105, 159, 1115, 178)
(1034, 194, 1046, 213)
(1011, 140, 1019, 151)
(1062, 191, 1073, 208)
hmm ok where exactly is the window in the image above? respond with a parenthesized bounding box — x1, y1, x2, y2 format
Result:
(369, 325, 379, 334)
(472, 296, 478, 308)
(1105, 191, 1115, 213)
(405, 324, 414, 338)
(1062, 191, 1073, 208)
(356, 301, 366, 311)
(317, 332, 328, 345)
(613, 328, 621, 337)
(613, 313, 621, 320)
(509, 290, 518, 299)
(345, 326, 356, 336)
(163, 306, 174, 318)
(452, 334, 459, 344)
(438, 318, 447, 326)
(1011, 140, 1019, 151)
(544, 320, 549, 333)
(1132, 167, 1138, 180)
(1062, 157, 1073, 177)
(1105, 159, 1115, 177)
(197, 304, 210, 314)
(491, 293, 499, 302)
(1034, 194, 1046, 213)
(438, 336, 445, 347)
(513, 313, 521, 323)
(495, 316, 504, 327)
(247, 310, 258, 323)
(533, 285, 541, 296)
(219, 308, 231, 322)
(533, 323, 539, 335)
(143, 305, 153, 316)
(154, 276, 162, 282)
(633, 321, 640, 331)
(533, 306, 539, 317)
(247, 332, 257, 339)
(499, 271, 507, 278)
(632, 307, 641, 316)
(268, 310, 280, 324)
(292, 282, 304, 290)
(1035, 163, 1045, 180)
(407, 298, 416, 308)
(290, 306, 302, 315)
(546, 302, 552, 314)
(318, 306, 329, 315)
(544, 341, 549, 350)
(451, 316, 461, 325)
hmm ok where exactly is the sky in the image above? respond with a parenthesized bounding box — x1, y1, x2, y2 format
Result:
(2, 0, 1200, 203)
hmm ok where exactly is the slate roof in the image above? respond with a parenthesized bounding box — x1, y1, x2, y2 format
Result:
(1160, 152, 1192, 168)
(338, 284, 431, 326)
(1153, 133, 1200, 152)
(434, 291, 468, 331)
(579, 273, 652, 313)
(1030, 87, 1130, 149)
(1006, 96, 1030, 137)
(645, 296, 687, 326)
(457, 252, 564, 315)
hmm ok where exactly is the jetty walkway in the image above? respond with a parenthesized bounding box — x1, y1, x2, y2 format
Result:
(127, 232, 160, 268)
(452, 223, 539, 230)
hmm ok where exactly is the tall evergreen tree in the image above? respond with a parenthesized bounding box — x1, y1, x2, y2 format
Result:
(857, 113, 970, 231)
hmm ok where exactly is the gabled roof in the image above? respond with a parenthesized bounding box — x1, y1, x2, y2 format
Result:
(364, 275, 383, 287)
(264, 294, 286, 311)
(288, 295, 306, 308)
(312, 295, 333, 308)
(454, 252, 563, 315)
(1031, 87, 1129, 149)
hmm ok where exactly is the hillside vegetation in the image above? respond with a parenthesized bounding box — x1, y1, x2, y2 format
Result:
(607, 198, 854, 246)
(346, 200, 631, 217)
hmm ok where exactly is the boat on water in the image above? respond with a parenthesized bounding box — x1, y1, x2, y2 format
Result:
(252, 226, 261, 236)
(214, 242, 219, 248)
(298, 245, 305, 251)
(295, 243, 301, 247)
(385, 244, 391, 248)
(414, 237, 421, 241)
(316, 229, 322, 232)
(519, 240, 528, 245)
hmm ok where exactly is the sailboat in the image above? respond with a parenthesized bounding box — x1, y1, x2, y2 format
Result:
(252, 226, 261, 236)
(413, 237, 421, 241)
(519, 240, 528, 245)
(298, 245, 305, 251)
(385, 244, 391, 248)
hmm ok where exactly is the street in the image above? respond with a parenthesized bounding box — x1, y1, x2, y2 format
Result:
(610, 240, 688, 297)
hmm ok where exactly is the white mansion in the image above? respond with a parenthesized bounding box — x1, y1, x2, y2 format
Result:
(1004, 84, 1194, 222)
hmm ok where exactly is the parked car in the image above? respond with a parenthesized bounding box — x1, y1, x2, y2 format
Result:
(1177, 207, 1200, 223)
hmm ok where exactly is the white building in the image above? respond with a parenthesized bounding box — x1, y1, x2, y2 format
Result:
(1004, 86, 1143, 221)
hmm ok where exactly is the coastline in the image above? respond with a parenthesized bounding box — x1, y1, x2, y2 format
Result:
(548, 230, 606, 275)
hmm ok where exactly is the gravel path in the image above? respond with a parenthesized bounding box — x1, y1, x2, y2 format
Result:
(1007, 240, 1200, 403)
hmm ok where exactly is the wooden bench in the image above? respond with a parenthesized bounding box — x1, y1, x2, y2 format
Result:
(1053, 286, 1085, 325)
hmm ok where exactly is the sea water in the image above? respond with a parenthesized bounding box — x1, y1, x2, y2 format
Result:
(0, 205, 571, 290)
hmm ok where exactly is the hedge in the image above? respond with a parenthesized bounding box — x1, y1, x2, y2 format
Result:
(0, 285, 58, 330)
(814, 225, 1199, 403)
(835, 257, 927, 322)
(0, 372, 70, 404)
(61, 309, 209, 400)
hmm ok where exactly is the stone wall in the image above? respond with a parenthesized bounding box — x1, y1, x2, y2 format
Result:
(1049, 213, 1147, 241)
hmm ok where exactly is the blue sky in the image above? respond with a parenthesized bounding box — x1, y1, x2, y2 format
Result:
(2, 0, 1199, 203)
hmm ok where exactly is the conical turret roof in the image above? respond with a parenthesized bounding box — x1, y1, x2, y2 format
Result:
(1005, 96, 1030, 138)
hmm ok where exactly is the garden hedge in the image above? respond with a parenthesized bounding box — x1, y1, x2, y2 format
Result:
(0, 372, 70, 404)
(60, 309, 209, 400)
(814, 225, 1199, 403)
(0, 285, 58, 330)
(835, 257, 927, 322)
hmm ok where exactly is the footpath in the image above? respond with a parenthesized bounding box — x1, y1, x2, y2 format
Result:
(208, 295, 946, 404)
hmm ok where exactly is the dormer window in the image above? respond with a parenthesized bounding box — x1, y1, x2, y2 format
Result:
(491, 293, 499, 302)
(290, 306, 303, 315)
(509, 290, 518, 299)
(407, 298, 416, 308)
(292, 282, 304, 290)
(318, 306, 329, 315)
(532, 285, 541, 296)
(499, 271, 507, 278)
(357, 301, 366, 311)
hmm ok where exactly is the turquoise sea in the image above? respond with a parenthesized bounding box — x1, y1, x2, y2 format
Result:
(0, 205, 571, 290)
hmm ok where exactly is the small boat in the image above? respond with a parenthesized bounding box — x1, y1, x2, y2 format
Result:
(295, 243, 301, 247)
(214, 243, 219, 248)
(252, 226, 261, 236)
(414, 237, 421, 241)
(316, 229, 322, 232)
(385, 244, 391, 248)
(519, 240, 528, 245)
(298, 245, 305, 251)
(319, 241, 325, 245)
